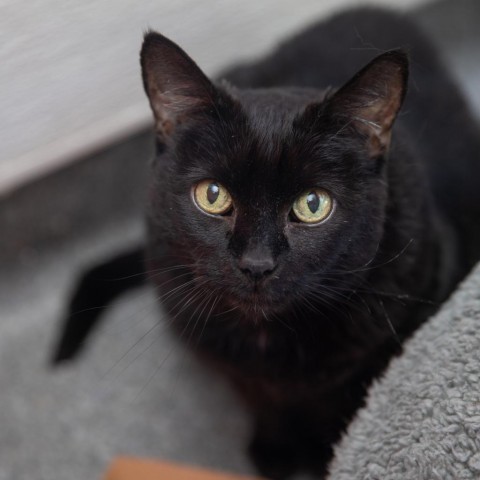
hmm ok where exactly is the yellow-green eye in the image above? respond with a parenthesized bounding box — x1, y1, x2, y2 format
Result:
(193, 179, 233, 215)
(292, 188, 333, 224)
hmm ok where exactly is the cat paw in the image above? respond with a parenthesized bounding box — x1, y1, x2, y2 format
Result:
(248, 435, 299, 480)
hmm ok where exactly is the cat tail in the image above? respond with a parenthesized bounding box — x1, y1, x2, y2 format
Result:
(51, 246, 146, 365)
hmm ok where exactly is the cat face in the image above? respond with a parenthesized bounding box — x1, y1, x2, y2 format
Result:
(141, 33, 408, 321)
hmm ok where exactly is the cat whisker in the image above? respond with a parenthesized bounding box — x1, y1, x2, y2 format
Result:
(134, 283, 222, 398)
(321, 278, 437, 306)
(304, 285, 356, 323)
(214, 304, 240, 318)
(132, 285, 212, 399)
(133, 342, 179, 403)
(296, 294, 331, 321)
(376, 297, 401, 345)
(159, 277, 199, 303)
(313, 284, 370, 317)
(168, 281, 210, 320)
(104, 264, 193, 282)
(329, 238, 414, 276)
(195, 294, 221, 348)
(270, 309, 297, 334)
(103, 319, 161, 379)
(104, 287, 196, 377)
(185, 289, 218, 347)
(114, 326, 165, 379)
(106, 278, 209, 377)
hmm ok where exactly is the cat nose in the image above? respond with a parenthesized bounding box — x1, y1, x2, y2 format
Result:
(238, 247, 276, 280)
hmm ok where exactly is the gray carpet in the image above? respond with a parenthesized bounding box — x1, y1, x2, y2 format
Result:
(328, 263, 480, 480)
(0, 221, 253, 480)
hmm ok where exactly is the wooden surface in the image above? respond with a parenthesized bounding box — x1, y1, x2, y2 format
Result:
(104, 457, 263, 480)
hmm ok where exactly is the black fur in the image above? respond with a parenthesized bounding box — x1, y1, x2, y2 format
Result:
(54, 8, 480, 479)
(51, 247, 145, 363)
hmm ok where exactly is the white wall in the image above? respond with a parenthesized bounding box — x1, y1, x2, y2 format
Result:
(0, 0, 433, 194)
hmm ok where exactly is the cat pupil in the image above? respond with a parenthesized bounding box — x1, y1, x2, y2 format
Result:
(307, 192, 320, 213)
(207, 183, 219, 204)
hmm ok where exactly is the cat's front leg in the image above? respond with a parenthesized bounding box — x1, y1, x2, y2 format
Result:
(248, 406, 334, 480)
(248, 410, 301, 480)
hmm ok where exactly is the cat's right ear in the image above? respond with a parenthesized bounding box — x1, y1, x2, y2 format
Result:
(325, 50, 409, 158)
(140, 31, 217, 139)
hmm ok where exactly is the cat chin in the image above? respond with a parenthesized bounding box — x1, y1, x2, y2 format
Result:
(224, 290, 289, 321)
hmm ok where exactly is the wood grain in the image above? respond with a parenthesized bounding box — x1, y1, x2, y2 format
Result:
(104, 457, 263, 480)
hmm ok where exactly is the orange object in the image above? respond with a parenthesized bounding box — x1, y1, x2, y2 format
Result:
(103, 457, 264, 480)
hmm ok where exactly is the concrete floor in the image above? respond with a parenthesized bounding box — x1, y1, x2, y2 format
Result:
(1, 1, 480, 479)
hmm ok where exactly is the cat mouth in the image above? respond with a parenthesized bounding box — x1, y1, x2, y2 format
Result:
(225, 286, 287, 320)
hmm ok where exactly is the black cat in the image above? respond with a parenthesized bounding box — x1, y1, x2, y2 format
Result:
(53, 8, 480, 479)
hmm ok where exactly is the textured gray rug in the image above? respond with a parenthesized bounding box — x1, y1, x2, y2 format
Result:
(0, 221, 253, 480)
(328, 263, 480, 480)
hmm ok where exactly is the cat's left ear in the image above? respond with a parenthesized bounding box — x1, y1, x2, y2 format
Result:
(140, 31, 217, 139)
(327, 50, 409, 157)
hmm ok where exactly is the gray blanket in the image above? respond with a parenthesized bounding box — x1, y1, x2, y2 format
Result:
(328, 263, 480, 480)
